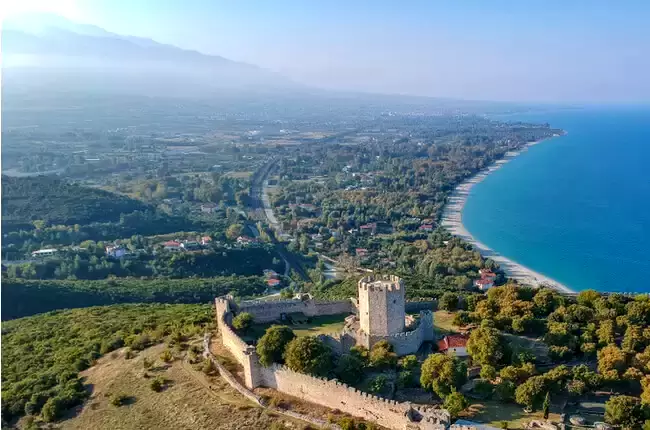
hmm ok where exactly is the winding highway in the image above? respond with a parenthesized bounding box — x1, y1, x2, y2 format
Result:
(248, 159, 311, 282)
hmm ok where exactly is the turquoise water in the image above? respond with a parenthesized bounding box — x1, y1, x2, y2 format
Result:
(463, 107, 650, 293)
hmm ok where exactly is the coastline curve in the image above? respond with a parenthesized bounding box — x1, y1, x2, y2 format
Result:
(440, 136, 575, 294)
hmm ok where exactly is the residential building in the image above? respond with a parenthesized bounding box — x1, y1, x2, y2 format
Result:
(31, 248, 58, 258)
(474, 278, 494, 291)
(478, 269, 497, 281)
(162, 240, 182, 252)
(355, 248, 369, 258)
(181, 241, 201, 250)
(200, 236, 212, 246)
(105, 245, 127, 258)
(437, 335, 469, 357)
(200, 203, 218, 213)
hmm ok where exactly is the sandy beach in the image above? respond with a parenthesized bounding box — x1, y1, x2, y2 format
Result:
(441, 136, 575, 294)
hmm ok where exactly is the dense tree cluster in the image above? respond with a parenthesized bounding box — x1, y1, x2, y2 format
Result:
(7, 246, 283, 281)
(2, 276, 267, 320)
(1, 175, 149, 227)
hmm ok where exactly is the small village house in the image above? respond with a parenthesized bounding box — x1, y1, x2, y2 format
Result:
(162, 240, 182, 252)
(437, 335, 469, 357)
(105, 245, 127, 258)
(474, 277, 494, 291)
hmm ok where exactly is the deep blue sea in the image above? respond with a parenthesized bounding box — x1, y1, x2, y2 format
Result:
(463, 107, 650, 293)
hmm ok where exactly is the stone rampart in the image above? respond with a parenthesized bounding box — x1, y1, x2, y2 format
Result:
(321, 310, 435, 356)
(236, 298, 355, 323)
(405, 299, 438, 313)
(215, 298, 249, 365)
(259, 364, 449, 430)
(213, 296, 450, 430)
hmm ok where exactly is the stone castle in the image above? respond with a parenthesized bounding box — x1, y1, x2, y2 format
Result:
(213, 275, 449, 430)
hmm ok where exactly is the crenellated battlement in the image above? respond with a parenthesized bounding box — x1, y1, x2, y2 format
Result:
(358, 274, 404, 292)
(212, 273, 446, 430)
(260, 363, 450, 428)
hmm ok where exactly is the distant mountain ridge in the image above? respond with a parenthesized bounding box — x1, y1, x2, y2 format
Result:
(2, 13, 295, 95)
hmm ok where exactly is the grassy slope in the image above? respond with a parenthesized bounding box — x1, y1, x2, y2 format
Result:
(1, 304, 213, 423)
(60, 344, 293, 430)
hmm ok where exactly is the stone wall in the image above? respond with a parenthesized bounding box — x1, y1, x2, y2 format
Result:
(235, 298, 355, 323)
(259, 364, 449, 430)
(382, 310, 435, 356)
(405, 299, 438, 313)
(321, 310, 435, 356)
(214, 296, 451, 430)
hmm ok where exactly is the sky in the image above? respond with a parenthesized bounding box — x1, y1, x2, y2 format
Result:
(3, 0, 650, 103)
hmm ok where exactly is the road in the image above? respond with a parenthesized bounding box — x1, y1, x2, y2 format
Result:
(248, 159, 311, 282)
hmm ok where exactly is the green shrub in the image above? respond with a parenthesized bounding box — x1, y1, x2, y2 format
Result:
(110, 393, 130, 407)
(150, 376, 166, 392)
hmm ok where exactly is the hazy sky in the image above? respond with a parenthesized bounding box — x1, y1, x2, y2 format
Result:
(4, 0, 650, 103)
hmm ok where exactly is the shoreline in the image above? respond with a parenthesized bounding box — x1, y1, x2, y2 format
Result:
(441, 134, 576, 294)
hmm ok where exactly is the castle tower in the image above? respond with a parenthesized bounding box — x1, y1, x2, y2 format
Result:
(357, 275, 406, 337)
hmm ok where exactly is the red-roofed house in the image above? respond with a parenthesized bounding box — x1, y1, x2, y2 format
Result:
(162, 241, 182, 252)
(200, 236, 212, 246)
(479, 269, 497, 281)
(419, 224, 434, 232)
(359, 223, 377, 235)
(267, 278, 281, 288)
(437, 335, 469, 357)
(355, 248, 369, 258)
(474, 277, 494, 291)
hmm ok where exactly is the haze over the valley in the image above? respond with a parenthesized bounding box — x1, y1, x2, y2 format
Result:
(2, 0, 650, 103)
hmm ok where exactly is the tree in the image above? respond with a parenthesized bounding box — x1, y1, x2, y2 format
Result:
(641, 376, 650, 406)
(41, 397, 64, 422)
(480, 364, 497, 381)
(444, 391, 469, 418)
(256, 325, 296, 366)
(453, 311, 472, 327)
(533, 289, 557, 315)
(623, 325, 645, 352)
(542, 392, 550, 419)
(567, 379, 587, 397)
(369, 375, 387, 393)
(335, 353, 365, 385)
(399, 355, 419, 371)
(226, 224, 244, 241)
(232, 312, 254, 332)
(369, 340, 398, 369)
(495, 380, 516, 402)
(467, 326, 506, 366)
(284, 336, 332, 377)
(515, 376, 546, 410)
(420, 353, 467, 398)
(598, 344, 627, 376)
(605, 395, 644, 429)
(577, 289, 601, 308)
(440, 292, 460, 312)
(597, 320, 616, 346)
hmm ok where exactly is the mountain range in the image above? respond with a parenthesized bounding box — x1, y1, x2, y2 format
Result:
(2, 13, 296, 96)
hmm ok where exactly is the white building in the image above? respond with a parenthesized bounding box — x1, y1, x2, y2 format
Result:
(31, 248, 58, 258)
(437, 335, 469, 357)
(105, 246, 127, 258)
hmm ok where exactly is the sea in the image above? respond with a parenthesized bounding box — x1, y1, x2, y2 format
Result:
(462, 106, 650, 293)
